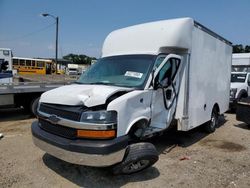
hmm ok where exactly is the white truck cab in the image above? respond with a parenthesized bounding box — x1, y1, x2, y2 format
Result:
(0, 48, 13, 84)
(32, 18, 232, 174)
(230, 72, 250, 108)
(66, 64, 79, 75)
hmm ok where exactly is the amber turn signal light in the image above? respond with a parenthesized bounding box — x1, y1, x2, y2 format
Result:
(77, 129, 116, 139)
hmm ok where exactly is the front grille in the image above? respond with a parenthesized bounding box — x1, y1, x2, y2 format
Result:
(39, 118, 77, 139)
(39, 103, 86, 121)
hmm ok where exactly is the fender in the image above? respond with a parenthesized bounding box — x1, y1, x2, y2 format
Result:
(107, 90, 152, 137)
(126, 117, 150, 135)
(237, 89, 248, 99)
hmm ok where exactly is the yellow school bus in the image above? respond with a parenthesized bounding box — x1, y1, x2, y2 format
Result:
(12, 57, 53, 75)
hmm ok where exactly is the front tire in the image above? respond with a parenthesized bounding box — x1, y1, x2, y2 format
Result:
(204, 107, 219, 133)
(112, 142, 159, 175)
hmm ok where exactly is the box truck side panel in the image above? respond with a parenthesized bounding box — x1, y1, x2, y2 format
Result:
(233, 58, 250, 66)
(232, 53, 250, 66)
(187, 27, 232, 129)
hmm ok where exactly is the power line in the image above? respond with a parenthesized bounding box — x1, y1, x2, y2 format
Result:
(0, 22, 56, 42)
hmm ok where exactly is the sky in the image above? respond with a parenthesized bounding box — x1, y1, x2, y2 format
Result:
(0, 0, 250, 58)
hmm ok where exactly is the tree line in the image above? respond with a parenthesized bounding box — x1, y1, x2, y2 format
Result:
(233, 44, 250, 53)
(63, 45, 250, 63)
(63, 54, 97, 65)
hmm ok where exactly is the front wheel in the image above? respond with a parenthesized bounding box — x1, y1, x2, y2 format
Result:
(204, 107, 219, 133)
(112, 142, 159, 175)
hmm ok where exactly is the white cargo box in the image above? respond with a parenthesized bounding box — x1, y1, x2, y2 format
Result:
(102, 18, 232, 131)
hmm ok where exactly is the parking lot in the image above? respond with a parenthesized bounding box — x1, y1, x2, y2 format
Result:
(0, 109, 249, 188)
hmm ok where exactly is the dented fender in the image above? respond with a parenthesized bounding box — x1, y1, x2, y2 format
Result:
(107, 90, 152, 137)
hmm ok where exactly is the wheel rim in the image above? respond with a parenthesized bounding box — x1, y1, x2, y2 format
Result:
(123, 159, 150, 174)
(211, 111, 218, 129)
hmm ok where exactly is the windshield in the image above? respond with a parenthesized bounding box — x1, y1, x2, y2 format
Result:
(231, 73, 247, 83)
(77, 55, 155, 88)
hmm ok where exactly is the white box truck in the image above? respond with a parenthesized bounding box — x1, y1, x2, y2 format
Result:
(232, 53, 250, 72)
(32, 18, 232, 174)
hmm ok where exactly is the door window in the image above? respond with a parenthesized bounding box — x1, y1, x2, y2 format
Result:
(171, 59, 180, 80)
(158, 60, 172, 87)
(154, 55, 166, 69)
(156, 58, 180, 87)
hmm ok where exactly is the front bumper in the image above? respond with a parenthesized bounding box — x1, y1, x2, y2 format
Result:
(31, 121, 129, 167)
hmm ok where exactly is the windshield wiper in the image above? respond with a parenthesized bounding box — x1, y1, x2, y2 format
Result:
(73, 81, 112, 85)
(74, 81, 127, 87)
(89, 81, 113, 85)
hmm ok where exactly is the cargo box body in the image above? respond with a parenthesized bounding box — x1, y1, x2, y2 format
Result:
(102, 17, 232, 131)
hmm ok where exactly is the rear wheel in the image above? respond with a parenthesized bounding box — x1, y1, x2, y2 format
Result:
(112, 142, 159, 175)
(204, 107, 219, 133)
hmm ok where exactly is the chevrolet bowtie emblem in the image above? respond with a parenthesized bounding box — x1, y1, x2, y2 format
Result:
(47, 115, 60, 124)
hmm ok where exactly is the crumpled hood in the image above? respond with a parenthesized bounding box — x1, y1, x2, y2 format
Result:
(40, 84, 131, 107)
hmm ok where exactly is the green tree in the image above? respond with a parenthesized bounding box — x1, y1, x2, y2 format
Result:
(233, 44, 244, 53)
(232, 44, 250, 53)
(63, 54, 96, 65)
(245, 45, 250, 53)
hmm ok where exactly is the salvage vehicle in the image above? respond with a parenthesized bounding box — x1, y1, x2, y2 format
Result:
(32, 17, 232, 174)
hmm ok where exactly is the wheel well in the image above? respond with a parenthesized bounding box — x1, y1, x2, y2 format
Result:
(213, 103, 220, 114)
(238, 90, 248, 99)
(241, 91, 248, 98)
(128, 119, 149, 139)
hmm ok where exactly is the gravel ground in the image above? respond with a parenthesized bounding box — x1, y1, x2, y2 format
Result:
(0, 109, 249, 188)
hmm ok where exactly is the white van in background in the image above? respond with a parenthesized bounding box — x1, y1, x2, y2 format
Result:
(230, 72, 250, 109)
(230, 53, 250, 109)
(66, 64, 79, 75)
(32, 18, 232, 174)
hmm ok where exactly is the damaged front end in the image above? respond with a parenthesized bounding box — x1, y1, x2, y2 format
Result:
(31, 89, 131, 166)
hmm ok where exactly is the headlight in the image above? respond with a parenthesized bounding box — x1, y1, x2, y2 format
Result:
(80, 110, 117, 124)
(230, 88, 237, 98)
